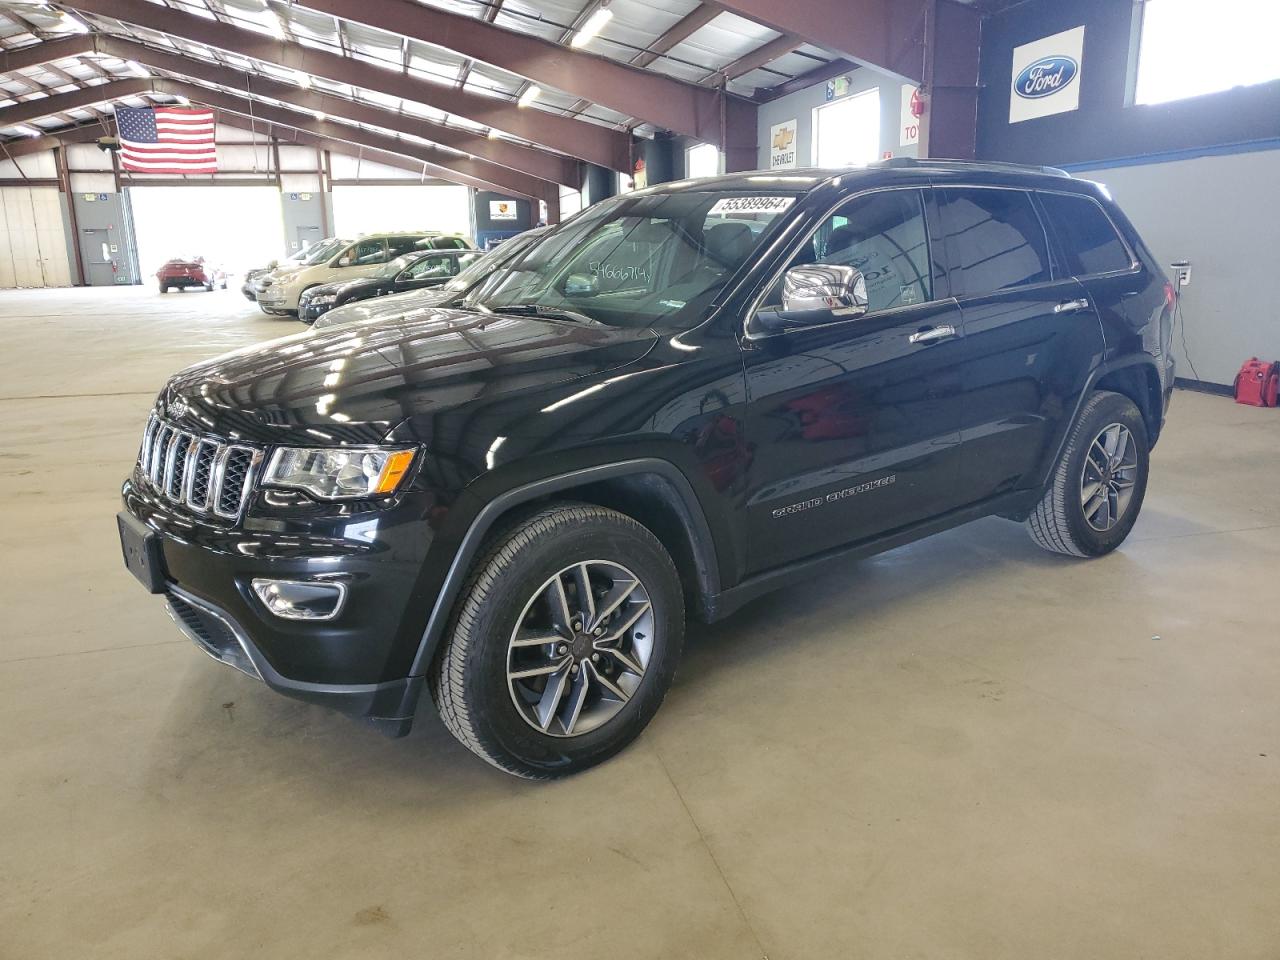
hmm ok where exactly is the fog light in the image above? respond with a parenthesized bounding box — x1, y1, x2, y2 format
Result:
(251, 578, 347, 621)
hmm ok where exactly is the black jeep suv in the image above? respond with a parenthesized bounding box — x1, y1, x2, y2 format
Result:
(118, 161, 1174, 778)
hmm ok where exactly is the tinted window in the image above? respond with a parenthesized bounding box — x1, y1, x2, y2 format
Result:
(473, 191, 793, 329)
(1038, 193, 1132, 276)
(347, 239, 387, 266)
(387, 235, 426, 258)
(937, 188, 1051, 294)
(404, 255, 455, 279)
(769, 189, 933, 313)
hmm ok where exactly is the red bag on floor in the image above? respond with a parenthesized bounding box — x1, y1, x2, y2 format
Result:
(1234, 358, 1280, 407)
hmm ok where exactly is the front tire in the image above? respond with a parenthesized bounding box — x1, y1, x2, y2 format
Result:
(1026, 390, 1149, 557)
(430, 503, 684, 779)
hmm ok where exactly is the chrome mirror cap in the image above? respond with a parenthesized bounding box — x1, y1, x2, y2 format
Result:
(781, 264, 868, 316)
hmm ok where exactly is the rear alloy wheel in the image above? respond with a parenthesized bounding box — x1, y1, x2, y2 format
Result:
(431, 503, 684, 778)
(1026, 390, 1149, 557)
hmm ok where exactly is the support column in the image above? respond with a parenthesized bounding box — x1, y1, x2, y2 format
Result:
(918, 0, 980, 160)
(472, 189, 534, 249)
(582, 164, 615, 207)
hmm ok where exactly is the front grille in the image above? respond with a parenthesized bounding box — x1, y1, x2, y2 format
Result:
(138, 415, 261, 521)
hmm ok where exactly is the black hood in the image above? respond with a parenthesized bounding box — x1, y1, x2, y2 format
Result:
(160, 307, 658, 445)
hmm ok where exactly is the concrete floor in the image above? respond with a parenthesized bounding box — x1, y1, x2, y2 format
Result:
(2, 284, 1278, 959)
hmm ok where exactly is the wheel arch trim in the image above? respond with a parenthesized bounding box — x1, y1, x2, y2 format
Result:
(1035, 355, 1162, 496)
(407, 458, 720, 678)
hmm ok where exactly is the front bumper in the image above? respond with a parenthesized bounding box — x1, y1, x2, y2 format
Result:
(120, 474, 437, 732)
(255, 288, 295, 311)
(299, 299, 334, 322)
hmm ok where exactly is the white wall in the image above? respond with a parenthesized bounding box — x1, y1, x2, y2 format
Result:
(331, 184, 471, 236)
(1079, 147, 1280, 386)
(756, 67, 920, 170)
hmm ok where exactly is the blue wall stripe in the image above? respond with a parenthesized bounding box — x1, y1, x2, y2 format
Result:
(1058, 137, 1280, 173)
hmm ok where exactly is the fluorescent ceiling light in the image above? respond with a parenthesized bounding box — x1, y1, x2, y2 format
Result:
(125, 60, 150, 78)
(295, 70, 311, 89)
(517, 84, 541, 107)
(15, 125, 42, 138)
(570, 7, 612, 48)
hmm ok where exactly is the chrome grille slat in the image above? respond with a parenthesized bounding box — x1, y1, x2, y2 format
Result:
(135, 416, 261, 522)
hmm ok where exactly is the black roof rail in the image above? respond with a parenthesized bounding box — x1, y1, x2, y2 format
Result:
(877, 157, 1071, 178)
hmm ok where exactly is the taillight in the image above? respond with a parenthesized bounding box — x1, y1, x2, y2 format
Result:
(1163, 281, 1175, 308)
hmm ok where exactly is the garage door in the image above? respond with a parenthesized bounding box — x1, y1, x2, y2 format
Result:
(0, 186, 72, 288)
(128, 185, 285, 279)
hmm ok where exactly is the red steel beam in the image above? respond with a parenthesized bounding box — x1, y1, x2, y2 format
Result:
(89, 35, 580, 186)
(705, 0, 931, 82)
(0, 77, 151, 125)
(295, 0, 738, 143)
(150, 80, 556, 203)
(0, 35, 93, 73)
(631, 5, 721, 69)
(59, 0, 631, 171)
(0, 78, 555, 201)
(719, 33, 801, 81)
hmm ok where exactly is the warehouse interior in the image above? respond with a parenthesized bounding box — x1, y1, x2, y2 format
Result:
(2, 0, 1278, 956)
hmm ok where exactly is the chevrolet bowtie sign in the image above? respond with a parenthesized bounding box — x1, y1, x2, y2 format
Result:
(769, 118, 797, 169)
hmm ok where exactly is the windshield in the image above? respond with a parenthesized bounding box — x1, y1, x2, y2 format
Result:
(444, 229, 545, 293)
(469, 191, 795, 328)
(376, 254, 417, 279)
(303, 238, 346, 266)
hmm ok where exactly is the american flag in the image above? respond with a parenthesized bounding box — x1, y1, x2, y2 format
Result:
(114, 105, 217, 174)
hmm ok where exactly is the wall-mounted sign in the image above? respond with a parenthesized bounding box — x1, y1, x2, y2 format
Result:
(287, 192, 314, 201)
(109, 244, 118, 253)
(900, 85, 922, 146)
(1010, 25, 1085, 124)
(489, 200, 518, 221)
(769, 119, 798, 169)
(824, 76, 851, 102)
(82, 192, 108, 202)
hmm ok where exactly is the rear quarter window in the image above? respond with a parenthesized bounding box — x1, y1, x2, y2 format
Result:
(1038, 193, 1134, 276)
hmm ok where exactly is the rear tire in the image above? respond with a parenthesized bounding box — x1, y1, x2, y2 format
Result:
(430, 503, 684, 779)
(1026, 390, 1149, 557)
(159, 283, 168, 294)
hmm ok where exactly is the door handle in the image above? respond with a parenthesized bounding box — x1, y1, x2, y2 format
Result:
(908, 323, 958, 345)
(1053, 298, 1090, 314)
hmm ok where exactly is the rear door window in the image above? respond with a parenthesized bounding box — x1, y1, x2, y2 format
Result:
(348, 239, 388, 266)
(935, 188, 1052, 295)
(1038, 192, 1134, 276)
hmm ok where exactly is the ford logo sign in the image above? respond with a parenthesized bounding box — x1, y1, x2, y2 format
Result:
(1015, 56, 1078, 99)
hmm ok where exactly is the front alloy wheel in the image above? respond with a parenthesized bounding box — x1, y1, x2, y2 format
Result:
(507, 561, 654, 738)
(431, 503, 684, 778)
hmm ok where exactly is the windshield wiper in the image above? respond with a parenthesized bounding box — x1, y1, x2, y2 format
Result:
(485, 303, 595, 325)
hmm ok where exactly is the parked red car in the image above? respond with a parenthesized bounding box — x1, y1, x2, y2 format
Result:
(157, 258, 227, 293)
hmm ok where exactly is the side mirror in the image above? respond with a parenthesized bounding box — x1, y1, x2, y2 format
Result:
(267, 259, 278, 269)
(336, 256, 352, 267)
(564, 273, 598, 297)
(781, 264, 868, 316)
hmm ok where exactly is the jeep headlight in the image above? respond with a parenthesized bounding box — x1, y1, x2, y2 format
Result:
(263, 447, 416, 500)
